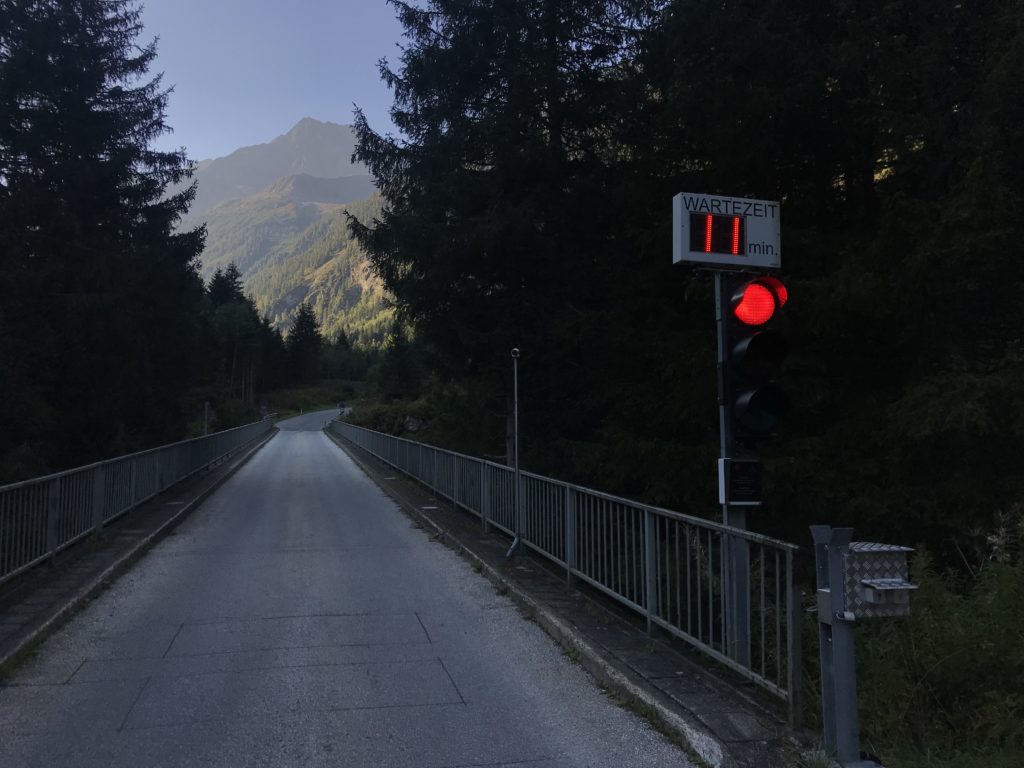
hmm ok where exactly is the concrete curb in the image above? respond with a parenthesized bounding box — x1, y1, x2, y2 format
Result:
(0, 429, 278, 678)
(326, 429, 728, 768)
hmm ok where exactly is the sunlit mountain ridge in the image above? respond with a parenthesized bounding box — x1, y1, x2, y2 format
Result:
(179, 119, 390, 347)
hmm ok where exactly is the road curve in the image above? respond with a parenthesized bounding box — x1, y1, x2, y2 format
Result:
(0, 412, 691, 767)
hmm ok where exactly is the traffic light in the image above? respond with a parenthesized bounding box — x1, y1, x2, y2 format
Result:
(724, 275, 789, 446)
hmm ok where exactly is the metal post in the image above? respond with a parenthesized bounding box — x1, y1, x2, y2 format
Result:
(204, 401, 209, 436)
(481, 462, 491, 532)
(811, 525, 872, 767)
(565, 486, 576, 585)
(811, 525, 838, 751)
(45, 479, 60, 562)
(787, 549, 803, 729)
(644, 509, 657, 634)
(453, 458, 460, 513)
(506, 348, 522, 558)
(716, 271, 751, 667)
(91, 466, 106, 534)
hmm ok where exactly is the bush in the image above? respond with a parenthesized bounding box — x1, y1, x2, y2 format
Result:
(803, 510, 1024, 764)
(345, 396, 433, 437)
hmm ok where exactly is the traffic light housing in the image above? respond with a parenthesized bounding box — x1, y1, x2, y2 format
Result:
(723, 275, 789, 446)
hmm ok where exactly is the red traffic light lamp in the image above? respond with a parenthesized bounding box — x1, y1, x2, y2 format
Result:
(732, 276, 787, 325)
(725, 276, 790, 443)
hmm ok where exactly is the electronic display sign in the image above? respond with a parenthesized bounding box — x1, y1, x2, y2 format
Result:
(672, 193, 781, 269)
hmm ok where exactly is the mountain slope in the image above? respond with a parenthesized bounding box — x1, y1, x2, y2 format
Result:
(184, 181, 390, 347)
(184, 118, 366, 215)
(263, 173, 375, 205)
(182, 173, 375, 279)
(244, 194, 392, 347)
(177, 118, 389, 347)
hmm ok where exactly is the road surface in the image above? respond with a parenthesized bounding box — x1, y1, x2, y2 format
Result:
(0, 411, 691, 767)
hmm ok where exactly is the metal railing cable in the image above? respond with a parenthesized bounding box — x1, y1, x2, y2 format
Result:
(328, 419, 802, 724)
(0, 416, 276, 587)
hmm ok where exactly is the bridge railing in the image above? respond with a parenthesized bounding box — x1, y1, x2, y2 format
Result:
(328, 420, 801, 722)
(0, 417, 276, 587)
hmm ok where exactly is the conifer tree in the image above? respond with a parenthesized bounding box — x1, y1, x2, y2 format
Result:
(208, 263, 246, 307)
(0, 0, 205, 476)
(350, 0, 653, 445)
(286, 303, 324, 385)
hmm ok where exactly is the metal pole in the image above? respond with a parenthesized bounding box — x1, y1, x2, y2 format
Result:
(91, 466, 106, 535)
(506, 347, 522, 558)
(715, 272, 729, 467)
(716, 271, 751, 667)
(644, 509, 657, 634)
(787, 548, 803, 729)
(811, 525, 872, 767)
(45, 479, 60, 563)
(203, 401, 209, 436)
(481, 461, 490, 532)
(565, 485, 576, 585)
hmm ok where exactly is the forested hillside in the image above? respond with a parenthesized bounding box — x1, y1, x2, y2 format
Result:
(244, 195, 393, 347)
(351, 2, 1024, 761)
(180, 174, 390, 347)
(354, 0, 1023, 555)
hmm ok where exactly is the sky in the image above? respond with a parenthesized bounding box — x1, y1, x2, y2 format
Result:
(139, 0, 405, 162)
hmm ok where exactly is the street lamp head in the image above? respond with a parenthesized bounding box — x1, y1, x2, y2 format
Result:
(511, 348, 520, 359)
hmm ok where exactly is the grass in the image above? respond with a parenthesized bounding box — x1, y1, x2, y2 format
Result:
(796, 748, 833, 768)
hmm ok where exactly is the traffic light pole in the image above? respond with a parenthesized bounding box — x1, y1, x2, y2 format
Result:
(715, 271, 751, 668)
(674, 192, 785, 670)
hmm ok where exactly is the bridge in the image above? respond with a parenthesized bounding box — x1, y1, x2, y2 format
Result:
(0, 412, 799, 767)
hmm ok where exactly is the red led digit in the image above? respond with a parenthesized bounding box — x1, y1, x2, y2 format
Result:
(731, 217, 740, 255)
(704, 215, 713, 253)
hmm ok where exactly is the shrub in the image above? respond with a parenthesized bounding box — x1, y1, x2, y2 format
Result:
(802, 509, 1024, 762)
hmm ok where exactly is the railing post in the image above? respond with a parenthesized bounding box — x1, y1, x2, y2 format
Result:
(91, 466, 106, 534)
(157, 451, 166, 491)
(481, 462, 490, 532)
(787, 548, 802, 728)
(453, 457, 460, 512)
(565, 486, 576, 586)
(644, 508, 657, 635)
(45, 478, 60, 562)
(516, 472, 525, 543)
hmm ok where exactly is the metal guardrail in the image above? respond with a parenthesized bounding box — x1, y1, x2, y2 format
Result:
(0, 417, 276, 587)
(329, 420, 802, 723)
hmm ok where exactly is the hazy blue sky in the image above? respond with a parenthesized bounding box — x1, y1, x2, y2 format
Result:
(140, 0, 404, 161)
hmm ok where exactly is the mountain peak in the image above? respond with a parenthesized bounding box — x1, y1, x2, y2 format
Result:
(278, 117, 352, 145)
(184, 119, 364, 215)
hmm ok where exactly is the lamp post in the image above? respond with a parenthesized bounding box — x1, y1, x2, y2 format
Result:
(506, 347, 522, 558)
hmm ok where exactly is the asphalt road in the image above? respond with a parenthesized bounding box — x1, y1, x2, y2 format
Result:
(0, 411, 691, 768)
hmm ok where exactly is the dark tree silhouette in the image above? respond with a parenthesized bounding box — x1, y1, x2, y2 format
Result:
(0, 0, 205, 478)
(286, 303, 324, 385)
